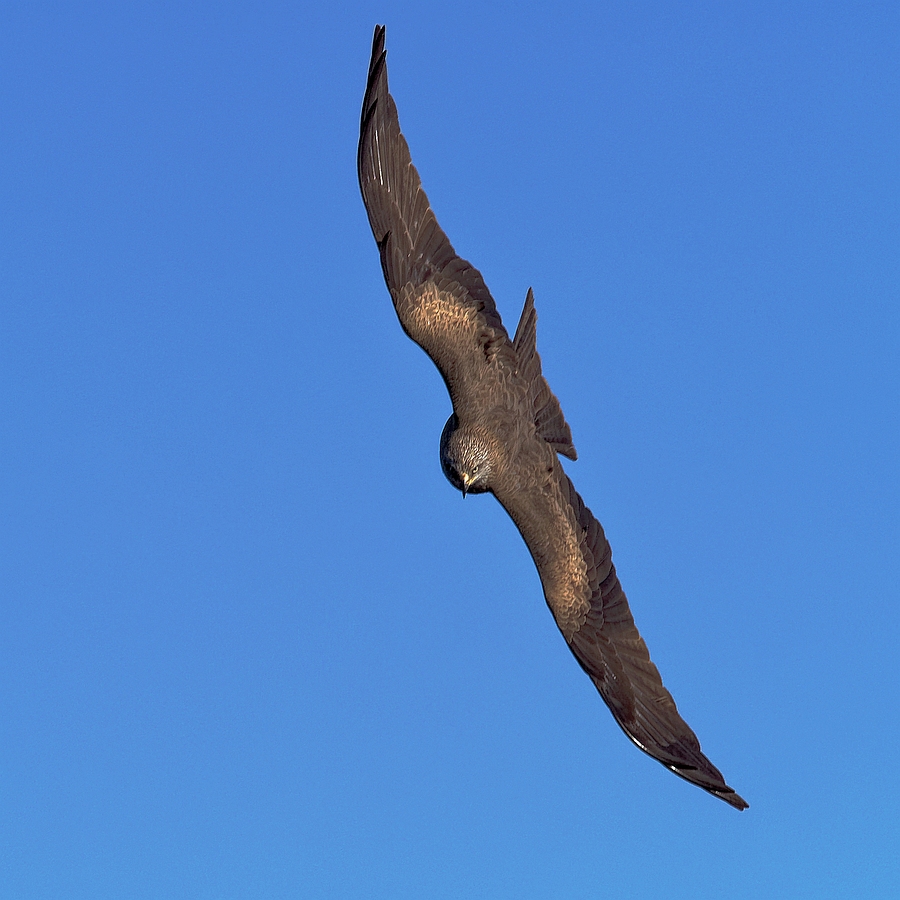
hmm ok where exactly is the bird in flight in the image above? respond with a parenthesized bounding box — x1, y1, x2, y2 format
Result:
(357, 25, 747, 810)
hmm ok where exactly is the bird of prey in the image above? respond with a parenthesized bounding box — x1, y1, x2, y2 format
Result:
(357, 25, 747, 810)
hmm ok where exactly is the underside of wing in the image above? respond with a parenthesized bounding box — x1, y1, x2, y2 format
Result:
(357, 26, 515, 386)
(498, 461, 748, 810)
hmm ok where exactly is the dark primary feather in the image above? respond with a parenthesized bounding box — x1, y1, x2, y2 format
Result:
(358, 25, 747, 811)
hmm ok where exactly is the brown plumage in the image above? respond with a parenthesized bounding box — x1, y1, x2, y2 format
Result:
(358, 25, 747, 810)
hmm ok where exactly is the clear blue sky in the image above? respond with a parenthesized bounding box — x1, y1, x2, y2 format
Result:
(2, 1, 898, 897)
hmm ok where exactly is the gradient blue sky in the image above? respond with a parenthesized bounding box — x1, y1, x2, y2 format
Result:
(2, 1, 898, 897)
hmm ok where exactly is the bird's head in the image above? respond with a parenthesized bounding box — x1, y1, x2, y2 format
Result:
(439, 414, 494, 496)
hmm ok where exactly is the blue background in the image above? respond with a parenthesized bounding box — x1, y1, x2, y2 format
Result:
(2, 1, 898, 896)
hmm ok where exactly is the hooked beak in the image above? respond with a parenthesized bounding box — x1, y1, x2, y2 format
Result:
(461, 473, 472, 498)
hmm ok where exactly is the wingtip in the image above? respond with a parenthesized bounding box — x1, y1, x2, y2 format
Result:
(718, 789, 749, 811)
(370, 24, 386, 74)
(359, 26, 389, 161)
(366, 25, 387, 88)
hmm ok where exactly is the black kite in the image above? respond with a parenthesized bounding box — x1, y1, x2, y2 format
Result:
(357, 25, 747, 810)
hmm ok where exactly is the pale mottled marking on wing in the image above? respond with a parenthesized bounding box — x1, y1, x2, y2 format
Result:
(501, 456, 592, 640)
(397, 282, 515, 407)
(544, 509, 592, 639)
(405, 283, 479, 339)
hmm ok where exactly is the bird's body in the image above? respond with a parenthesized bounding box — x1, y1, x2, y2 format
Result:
(358, 25, 747, 810)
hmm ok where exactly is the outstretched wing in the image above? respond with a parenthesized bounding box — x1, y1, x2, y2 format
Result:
(495, 459, 748, 810)
(357, 26, 516, 405)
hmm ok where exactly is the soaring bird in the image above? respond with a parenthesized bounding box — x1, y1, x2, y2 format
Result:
(357, 25, 747, 810)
